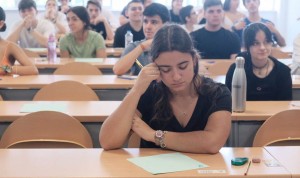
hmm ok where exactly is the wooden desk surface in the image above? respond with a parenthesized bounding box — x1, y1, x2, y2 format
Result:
(0, 99, 299, 123)
(0, 75, 134, 89)
(265, 146, 300, 178)
(32, 57, 118, 69)
(0, 147, 290, 178)
(26, 47, 124, 57)
(231, 100, 300, 121)
(0, 101, 120, 122)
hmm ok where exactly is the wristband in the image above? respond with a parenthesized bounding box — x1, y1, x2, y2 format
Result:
(1, 65, 12, 74)
(154, 130, 167, 149)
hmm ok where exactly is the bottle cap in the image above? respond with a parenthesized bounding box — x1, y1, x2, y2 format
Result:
(235, 56, 245, 67)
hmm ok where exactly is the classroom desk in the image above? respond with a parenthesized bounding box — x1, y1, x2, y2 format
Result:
(0, 75, 134, 101)
(32, 57, 119, 74)
(26, 47, 124, 57)
(1, 100, 299, 148)
(265, 146, 300, 178)
(0, 147, 291, 178)
(0, 101, 121, 147)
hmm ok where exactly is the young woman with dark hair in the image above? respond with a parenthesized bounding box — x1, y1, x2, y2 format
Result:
(100, 24, 232, 154)
(226, 22, 292, 100)
(59, 6, 106, 58)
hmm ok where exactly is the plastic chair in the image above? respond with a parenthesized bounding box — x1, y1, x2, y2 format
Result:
(206, 60, 234, 75)
(0, 111, 93, 148)
(54, 62, 102, 75)
(253, 109, 300, 147)
(23, 48, 41, 58)
(33, 80, 99, 101)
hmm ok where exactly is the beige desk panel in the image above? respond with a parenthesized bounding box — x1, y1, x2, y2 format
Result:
(0, 148, 290, 178)
(0, 101, 120, 122)
(0, 75, 134, 89)
(32, 57, 119, 69)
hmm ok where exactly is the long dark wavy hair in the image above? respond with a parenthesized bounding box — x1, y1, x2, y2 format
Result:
(150, 24, 221, 126)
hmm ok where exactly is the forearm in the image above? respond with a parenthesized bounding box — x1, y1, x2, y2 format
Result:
(103, 20, 114, 40)
(11, 66, 38, 75)
(96, 49, 107, 58)
(31, 30, 49, 47)
(55, 22, 68, 34)
(113, 45, 143, 75)
(100, 89, 142, 150)
(6, 24, 23, 43)
(274, 31, 286, 47)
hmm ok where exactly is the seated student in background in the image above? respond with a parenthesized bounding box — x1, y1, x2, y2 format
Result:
(113, 3, 170, 76)
(58, 0, 71, 14)
(179, 5, 204, 33)
(226, 23, 292, 101)
(119, 0, 153, 26)
(59, 6, 106, 58)
(0, 7, 38, 75)
(97, 0, 119, 31)
(113, 0, 145, 48)
(191, 0, 240, 59)
(86, 0, 114, 40)
(291, 32, 300, 74)
(232, 0, 286, 47)
(223, 0, 245, 31)
(40, 0, 69, 35)
(100, 24, 232, 153)
(169, 0, 183, 24)
(7, 0, 55, 48)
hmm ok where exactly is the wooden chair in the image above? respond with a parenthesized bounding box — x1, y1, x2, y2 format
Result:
(253, 109, 300, 147)
(23, 48, 41, 58)
(54, 62, 102, 75)
(127, 132, 141, 148)
(0, 111, 93, 148)
(33, 80, 99, 101)
(206, 60, 234, 75)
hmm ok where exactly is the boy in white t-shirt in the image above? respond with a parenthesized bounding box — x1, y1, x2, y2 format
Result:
(7, 0, 55, 48)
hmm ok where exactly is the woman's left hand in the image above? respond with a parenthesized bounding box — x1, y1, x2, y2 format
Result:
(131, 113, 155, 142)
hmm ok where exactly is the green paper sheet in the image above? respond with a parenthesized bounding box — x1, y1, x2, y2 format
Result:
(25, 48, 45, 52)
(127, 152, 208, 175)
(74, 58, 104, 63)
(20, 103, 67, 113)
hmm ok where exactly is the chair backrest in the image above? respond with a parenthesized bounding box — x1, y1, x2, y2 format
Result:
(127, 132, 141, 148)
(23, 49, 41, 58)
(0, 111, 93, 148)
(253, 109, 300, 147)
(33, 80, 99, 101)
(54, 62, 102, 75)
(206, 60, 234, 76)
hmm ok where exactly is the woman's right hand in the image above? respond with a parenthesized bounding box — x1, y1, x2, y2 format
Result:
(132, 63, 160, 96)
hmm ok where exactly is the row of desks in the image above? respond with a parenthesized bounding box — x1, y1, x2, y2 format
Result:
(0, 147, 298, 177)
(1, 74, 300, 100)
(0, 100, 299, 147)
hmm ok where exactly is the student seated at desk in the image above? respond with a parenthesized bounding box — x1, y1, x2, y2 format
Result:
(6, 0, 55, 48)
(59, 6, 107, 58)
(226, 23, 292, 101)
(100, 24, 232, 154)
(0, 6, 38, 75)
(113, 3, 170, 76)
(40, 0, 69, 35)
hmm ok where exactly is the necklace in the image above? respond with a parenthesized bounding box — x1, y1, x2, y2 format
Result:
(253, 59, 269, 76)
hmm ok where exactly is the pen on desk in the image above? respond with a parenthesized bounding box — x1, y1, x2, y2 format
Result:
(135, 59, 143, 69)
(244, 161, 251, 176)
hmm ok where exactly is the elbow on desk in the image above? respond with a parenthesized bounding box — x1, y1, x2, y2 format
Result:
(113, 66, 126, 76)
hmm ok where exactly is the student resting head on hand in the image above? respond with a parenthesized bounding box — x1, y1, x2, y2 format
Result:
(0, 6, 38, 76)
(100, 24, 232, 154)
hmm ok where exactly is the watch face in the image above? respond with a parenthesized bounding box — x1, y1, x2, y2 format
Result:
(155, 130, 163, 138)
